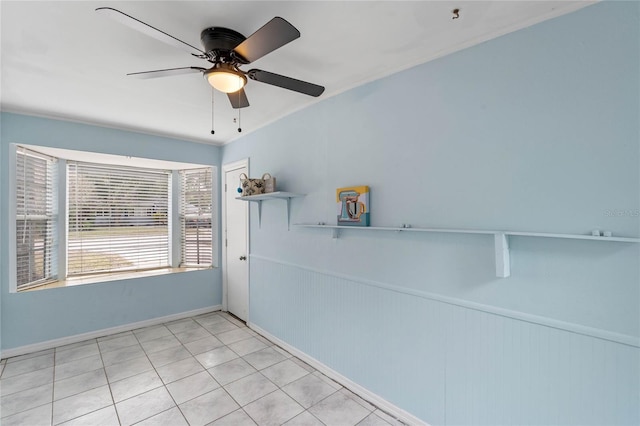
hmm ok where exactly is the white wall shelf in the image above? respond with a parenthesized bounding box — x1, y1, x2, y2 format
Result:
(294, 224, 640, 278)
(237, 192, 304, 230)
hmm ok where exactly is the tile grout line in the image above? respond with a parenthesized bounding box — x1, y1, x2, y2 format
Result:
(126, 313, 259, 424)
(214, 320, 296, 424)
(130, 320, 189, 426)
(96, 331, 166, 424)
(176, 315, 266, 424)
(51, 340, 113, 426)
(161, 314, 297, 424)
(49, 332, 154, 425)
(3, 312, 394, 426)
(180, 315, 356, 425)
(166, 318, 231, 424)
(211, 317, 320, 425)
(95, 338, 122, 426)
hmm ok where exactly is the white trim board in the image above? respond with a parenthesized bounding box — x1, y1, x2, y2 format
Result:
(249, 323, 428, 426)
(0, 305, 222, 360)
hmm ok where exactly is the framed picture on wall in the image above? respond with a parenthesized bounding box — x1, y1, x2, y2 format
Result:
(336, 186, 370, 226)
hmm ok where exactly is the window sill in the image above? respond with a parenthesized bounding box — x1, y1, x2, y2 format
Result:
(20, 267, 212, 292)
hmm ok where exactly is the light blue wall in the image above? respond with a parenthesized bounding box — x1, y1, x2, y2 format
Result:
(0, 113, 3, 352)
(223, 2, 639, 424)
(0, 112, 222, 350)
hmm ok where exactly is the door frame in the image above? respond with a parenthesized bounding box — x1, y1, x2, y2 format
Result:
(221, 158, 250, 317)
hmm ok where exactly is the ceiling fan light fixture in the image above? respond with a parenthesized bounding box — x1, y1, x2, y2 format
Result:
(205, 65, 247, 93)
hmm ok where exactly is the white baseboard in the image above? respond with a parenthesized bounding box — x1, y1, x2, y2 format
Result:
(1, 305, 222, 359)
(249, 323, 428, 426)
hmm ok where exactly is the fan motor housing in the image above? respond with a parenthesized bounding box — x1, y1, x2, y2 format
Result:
(200, 27, 246, 58)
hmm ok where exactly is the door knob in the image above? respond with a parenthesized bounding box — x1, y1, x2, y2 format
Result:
(239, 256, 247, 261)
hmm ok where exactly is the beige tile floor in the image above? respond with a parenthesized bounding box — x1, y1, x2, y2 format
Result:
(0, 311, 404, 425)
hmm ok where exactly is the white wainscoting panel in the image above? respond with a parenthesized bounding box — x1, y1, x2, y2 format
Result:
(249, 256, 639, 425)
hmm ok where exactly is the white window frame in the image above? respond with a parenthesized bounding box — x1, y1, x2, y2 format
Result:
(180, 167, 215, 268)
(66, 161, 172, 276)
(9, 144, 218, 292)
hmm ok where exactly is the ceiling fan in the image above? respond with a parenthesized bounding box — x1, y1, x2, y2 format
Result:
(96, 8, 325, 109)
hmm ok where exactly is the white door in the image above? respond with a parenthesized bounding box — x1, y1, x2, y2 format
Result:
(223, 161, 249, 321)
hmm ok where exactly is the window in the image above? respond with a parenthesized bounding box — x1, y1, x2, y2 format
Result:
(67, 162, 170, 275)
(180, 168, 213, 267)
(15, 147, 57, 290)
(12, 145, 216, 291)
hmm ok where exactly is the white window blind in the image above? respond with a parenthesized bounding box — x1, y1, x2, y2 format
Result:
(180, 168, 213, 267)
(16, 146, 58, 290)
(67, 162, 170, 275)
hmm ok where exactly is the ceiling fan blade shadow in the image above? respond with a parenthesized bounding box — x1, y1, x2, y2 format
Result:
(127, 67, 206, 79)
(248, 69, 324, 97)
(96, 7, 205, 57)
(227, 89, 250, 109)
(233, 17, 300, 63)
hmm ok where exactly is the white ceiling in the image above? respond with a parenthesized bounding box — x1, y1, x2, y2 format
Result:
(1, 1, 594, 146)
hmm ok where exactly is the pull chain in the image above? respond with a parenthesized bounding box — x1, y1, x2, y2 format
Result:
(210, 88, 215, 135)
(237, 90, 242, 132)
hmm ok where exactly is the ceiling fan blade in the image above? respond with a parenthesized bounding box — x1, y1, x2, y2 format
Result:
(248, 69, 325, 97)
(233, 17, 300, 63)
(96, 7, 205, 57)
(127, 67, 206, 79)
(227, 88, 250, 109)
